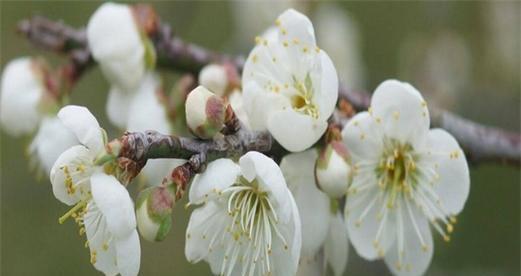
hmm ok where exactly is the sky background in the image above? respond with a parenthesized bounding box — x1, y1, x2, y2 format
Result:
(1, 1, 519, 275)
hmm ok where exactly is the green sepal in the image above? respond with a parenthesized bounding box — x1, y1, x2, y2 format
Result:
(155, 215, 172, 242)
(142, 36, 157, 70)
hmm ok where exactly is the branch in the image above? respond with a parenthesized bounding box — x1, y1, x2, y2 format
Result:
(16, 15, 521, 166)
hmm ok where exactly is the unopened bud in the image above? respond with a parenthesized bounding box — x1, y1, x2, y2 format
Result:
(198, 64, 228, 97)
(136, 186, 175, 242)
(315, 141, 352, 198)
(185, 86, 225, 139)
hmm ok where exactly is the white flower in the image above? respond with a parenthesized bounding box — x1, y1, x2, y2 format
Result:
(126, 73, 171, 134)
(50, 105, 105, 206)
(342, 80, 470, 276)
(106, 85, 134, 130)
(185, 86, 226, 139)
(63, 172, 140, 276)
(199, 64, 229, 97)
(242, 9, 338, 152)
(87, 3, 149, 90)
(185, 152, 301, 276)
(28, 116, 78, 174)
(281, 149, 348, 276)
(0, 57, 47, 136)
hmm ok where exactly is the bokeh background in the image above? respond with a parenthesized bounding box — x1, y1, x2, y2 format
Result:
(1, 1, 519, 275)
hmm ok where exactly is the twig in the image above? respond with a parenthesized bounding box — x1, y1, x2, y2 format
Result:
(16, 15, 521, 166)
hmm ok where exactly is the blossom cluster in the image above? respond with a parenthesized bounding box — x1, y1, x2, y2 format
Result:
(0, 3, 471, 276)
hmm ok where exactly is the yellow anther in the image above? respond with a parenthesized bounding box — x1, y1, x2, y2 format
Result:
(421, 244, 428, 252)
(102, 242, 109, 251)
(275, 19, 281, 26)
(447, 223, 454, 233)
(283, 41, 289, 47)
(90, 251, 97, 264)
(255, 36, 262, 44)
(252, 54, 258, 63)
(302, 47, 308, 53)
(443, 235, 451, 242)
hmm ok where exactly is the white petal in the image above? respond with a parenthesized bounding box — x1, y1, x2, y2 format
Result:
(297, 254, 324, 276)
(293, 178, 330, 257)
(270, 188, 302, 276)
(90, 172, 136, 237)
(106, 86, 135, 129)
(50, 145, 93, 205)
(342, 111, 384, 161)
(242, 81, 289, 131)
(141, 159, 186, 186)
(0, 57, 44, 136)
(185, 201, 228, 263)
(58, 105, 104, 154)
(345, 186, 396, 260)
(371, 80, 430, 147)
(277, 9, 316, 46)
(87, 2, 145, 89)
(280, 150, 330, 256)
(115, 230, 141, 276)
(239, 151, 292, 221)
(424, 128, 470, 215)
(84, 204, 118, 275)
(268, 109, 327, 152)
(29, 116, 78, 174)
(127, 73, 171, 134)
(314, 50, 338, 120)
(228, 90, 251, 129)
(188, 159, 240, 204)
(324, 212, 349, 276)
(280, 149, 318, 190)
(384, 199, 433, 276)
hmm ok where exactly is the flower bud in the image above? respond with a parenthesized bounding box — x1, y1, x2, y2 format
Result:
(1, 57, 49, 136)
(136, 186, 174, 242)
(315, 141, 352, 198)
(87, 3, 155, 90)
(185, 86, 225, 139)
(198, 64, 228, 97)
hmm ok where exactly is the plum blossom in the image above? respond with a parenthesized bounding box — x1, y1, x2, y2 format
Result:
(242, 9, 338, 152)
(50, 105, 105, 206)
(342, 80, 470, 276)
(49, 106, 140, 275)
(280, 149, 349, 276)
(185, 152, 301, 276)
(0, 57, 48, 136)
(87, 2, 153, 90)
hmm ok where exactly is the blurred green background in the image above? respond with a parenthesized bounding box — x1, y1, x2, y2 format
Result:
(1, 1, 519, 275)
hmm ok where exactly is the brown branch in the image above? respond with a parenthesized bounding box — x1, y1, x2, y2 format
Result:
(16, 15, 521, 167)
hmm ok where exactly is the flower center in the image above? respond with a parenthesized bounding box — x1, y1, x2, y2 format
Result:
(375, 139, 418, 209)
(290, 74, 319, 118)
(217, 178, 287, 276)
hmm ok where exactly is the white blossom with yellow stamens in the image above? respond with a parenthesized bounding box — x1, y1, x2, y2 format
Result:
(342, 80, 470, 276)
(242, 9, 338, 152)
(50, 105, 106, 206)
(185, 152, 301, 276)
